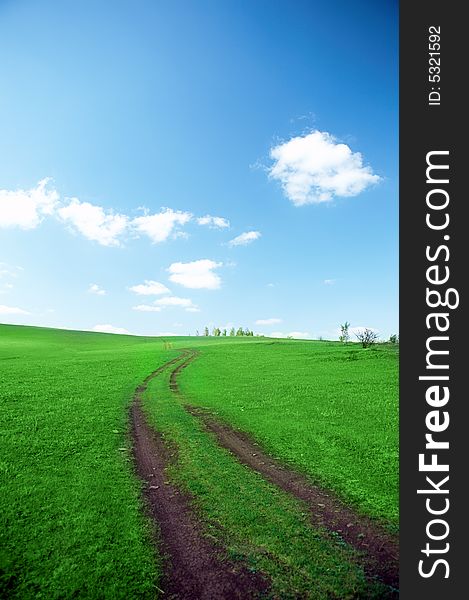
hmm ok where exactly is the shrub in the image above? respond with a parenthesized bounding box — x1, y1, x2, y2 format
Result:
(355, 328, 379, 348)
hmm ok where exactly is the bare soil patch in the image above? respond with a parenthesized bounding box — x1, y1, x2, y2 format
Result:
(131, 354, 269, 599)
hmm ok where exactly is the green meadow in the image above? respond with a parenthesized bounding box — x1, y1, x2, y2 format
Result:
(177, 338, 399, 527)
(1, 324, 398, 598)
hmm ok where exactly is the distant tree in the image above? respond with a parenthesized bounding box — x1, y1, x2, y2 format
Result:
(196, 329, 200, 337)
(222, 329, 227, 336)
(244, 327, 251, 337)
(213, 327, 221, 337)
(389, 334, 399, 344)
(204, 326, 209, 337)
(355, 328, 379, 348)
(236, 327, 244, 336)
(339, 321, 350, 344)
(229, 327, 235, 337)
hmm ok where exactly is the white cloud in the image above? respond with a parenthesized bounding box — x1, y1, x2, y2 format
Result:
(154, 296, 198, 312)
(0, 283, 14, 293)
(255, 318, 282, 325)
(129, 280, 170, 296)
(228, 231, 261, 247)
(288, 331, 311, 339)
(155, 296, 193, 307)
(0, 178, 59, 229)
(0, 179, 231, 251)
(92, 324, 131, 335)
(269, 331, 311, 339)
(197, 215, 230, 229)
(269, 130, 381, 206)
(58, 199, 128, 246)
(323, 279, 336, 285)
(132, 304, 162, 312)
(168, 259, 222, 290)
(173, 230, 190, 240)
(0, 262, 23, 279)
(88, 283, 106, 296)
(133, 208, 192, 243)
(0, 304, 30, 315)
(0, 264, 22, 294)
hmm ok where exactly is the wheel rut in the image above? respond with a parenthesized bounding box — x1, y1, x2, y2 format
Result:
(130, 352, 269, 599)
(172, 350, 399, 594)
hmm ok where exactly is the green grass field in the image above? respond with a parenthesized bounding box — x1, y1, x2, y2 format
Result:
(1, 324, 398, 598)
(177, 338, 399, 527)
(0, 324, 178, 598)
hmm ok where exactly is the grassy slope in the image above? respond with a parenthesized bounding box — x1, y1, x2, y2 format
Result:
(177, 338, 399, 529)
(0, 324, 176, 599)
(1, 325, 398, 598)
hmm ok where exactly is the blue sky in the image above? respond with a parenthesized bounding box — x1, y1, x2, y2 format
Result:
(0, 0, 398, 339)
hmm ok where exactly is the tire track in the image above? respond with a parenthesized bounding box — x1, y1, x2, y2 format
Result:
(171, 350, 399, 593)
(130, 352, 269, 600)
